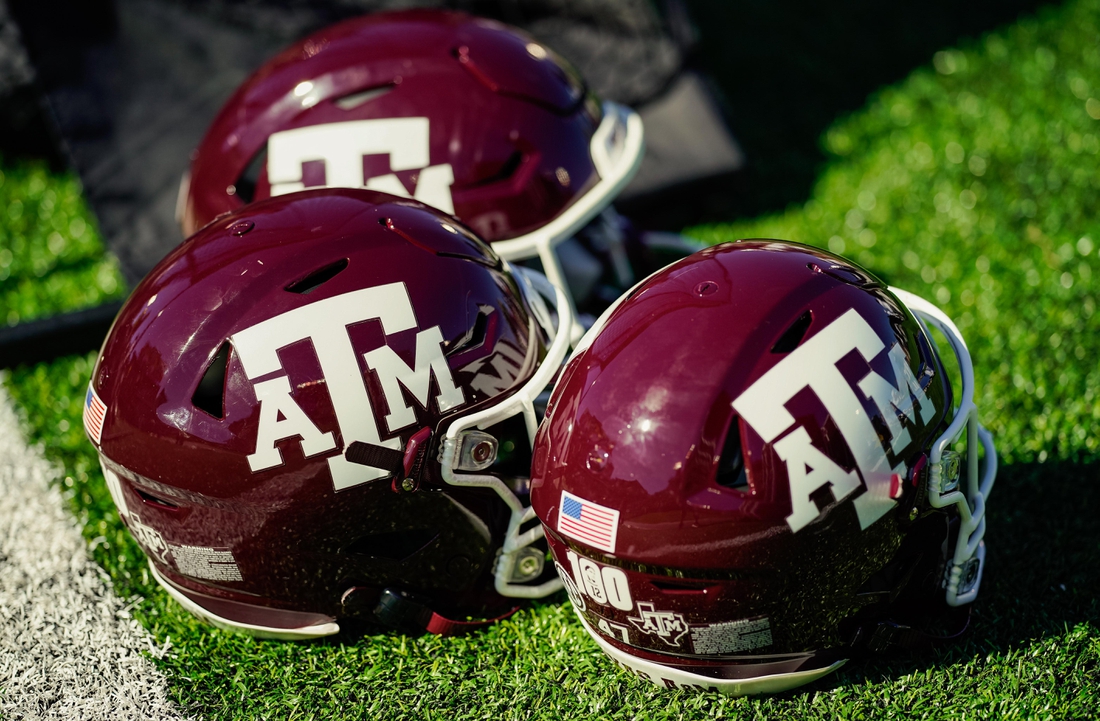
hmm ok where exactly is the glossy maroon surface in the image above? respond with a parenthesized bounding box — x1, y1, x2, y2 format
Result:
(92, 189, 548, 626)
(531, 240, 955, 666)
(183, 9, 601, 243)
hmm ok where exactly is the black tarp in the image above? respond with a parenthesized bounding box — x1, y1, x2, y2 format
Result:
(7, 0, 744, 285)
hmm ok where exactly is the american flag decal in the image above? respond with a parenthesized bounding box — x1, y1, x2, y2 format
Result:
(83, 384, 107, 444)
(558, 491, 620, 553)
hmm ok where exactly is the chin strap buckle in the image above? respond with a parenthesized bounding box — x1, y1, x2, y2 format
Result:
(345, 427, 434, 494)
(857, 605, 972, 655)
(866, 621, 919, 653)
(371, 588, 431, 632)
(371, 588, 519, 637)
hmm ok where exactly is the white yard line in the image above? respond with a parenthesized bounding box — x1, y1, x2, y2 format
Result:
(0, 387, 191, 720)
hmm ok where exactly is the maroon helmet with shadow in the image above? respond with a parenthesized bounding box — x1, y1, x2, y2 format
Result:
(178, 9, 643, 319)
(86, 188, 572, 639)
(529, 240, 996, 693)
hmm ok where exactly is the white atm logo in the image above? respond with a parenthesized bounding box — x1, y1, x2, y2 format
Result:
(229, 282, 464, 491)
(267, 117, 455, 214)
(732, 308, 935, 533)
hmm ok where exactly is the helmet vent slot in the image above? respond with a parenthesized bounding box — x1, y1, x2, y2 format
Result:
(334, 83, 395, 111)
(714, 417, 748, 490)
(233, 146, 267, 204)
(192, 342, 231, 418)
(650, 579, 714, 595)
(285, 258, 349, 295)
(447, 307, 493, 356)
(136, 488, 179, 511)
(471, 151, 524, 187)
(771, 310, 813, 353)
(345, 529, 439, 561)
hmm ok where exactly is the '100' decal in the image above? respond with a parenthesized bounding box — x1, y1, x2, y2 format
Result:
(557, 550, 773, 655)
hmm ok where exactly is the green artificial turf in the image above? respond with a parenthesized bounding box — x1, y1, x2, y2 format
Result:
(4, 0, 1100, 718)
(0, 164, 122, 324)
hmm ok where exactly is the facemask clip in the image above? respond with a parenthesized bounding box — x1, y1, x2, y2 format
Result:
(507, 547, 545, 583)
(933, 449, 961, 494)
(453, 430, 498, 471)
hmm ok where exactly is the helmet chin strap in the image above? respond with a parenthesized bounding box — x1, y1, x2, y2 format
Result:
(370, 588, 519, 637)
(340, 419, 528, 635)
(853, 603, 972, 654)
(345, 426, 434, 494)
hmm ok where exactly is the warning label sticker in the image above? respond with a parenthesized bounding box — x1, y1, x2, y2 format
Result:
(690, 617, 773, 654)
(169, 544, 244, 582)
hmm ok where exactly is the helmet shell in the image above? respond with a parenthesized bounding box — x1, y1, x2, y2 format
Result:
(531, 240, 955, 679)
(93, 189, 548, 628)
(182, 10, 602, 244)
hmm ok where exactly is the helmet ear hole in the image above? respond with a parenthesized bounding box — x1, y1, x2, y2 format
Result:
(192, 342, 231, 418)
(714, 417, 748, 490)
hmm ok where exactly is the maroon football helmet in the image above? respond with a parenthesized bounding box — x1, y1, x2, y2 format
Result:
(179, 9, 643, 319)
(87, 189, 572, 639)
(530, 240, 996, 693)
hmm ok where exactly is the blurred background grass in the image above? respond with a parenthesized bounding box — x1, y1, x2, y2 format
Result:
(693, 2, 1100, 465)
(2, 0, 1099, 718)
(681, 0, 1057, 220)
(0, 164, 122, 324)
